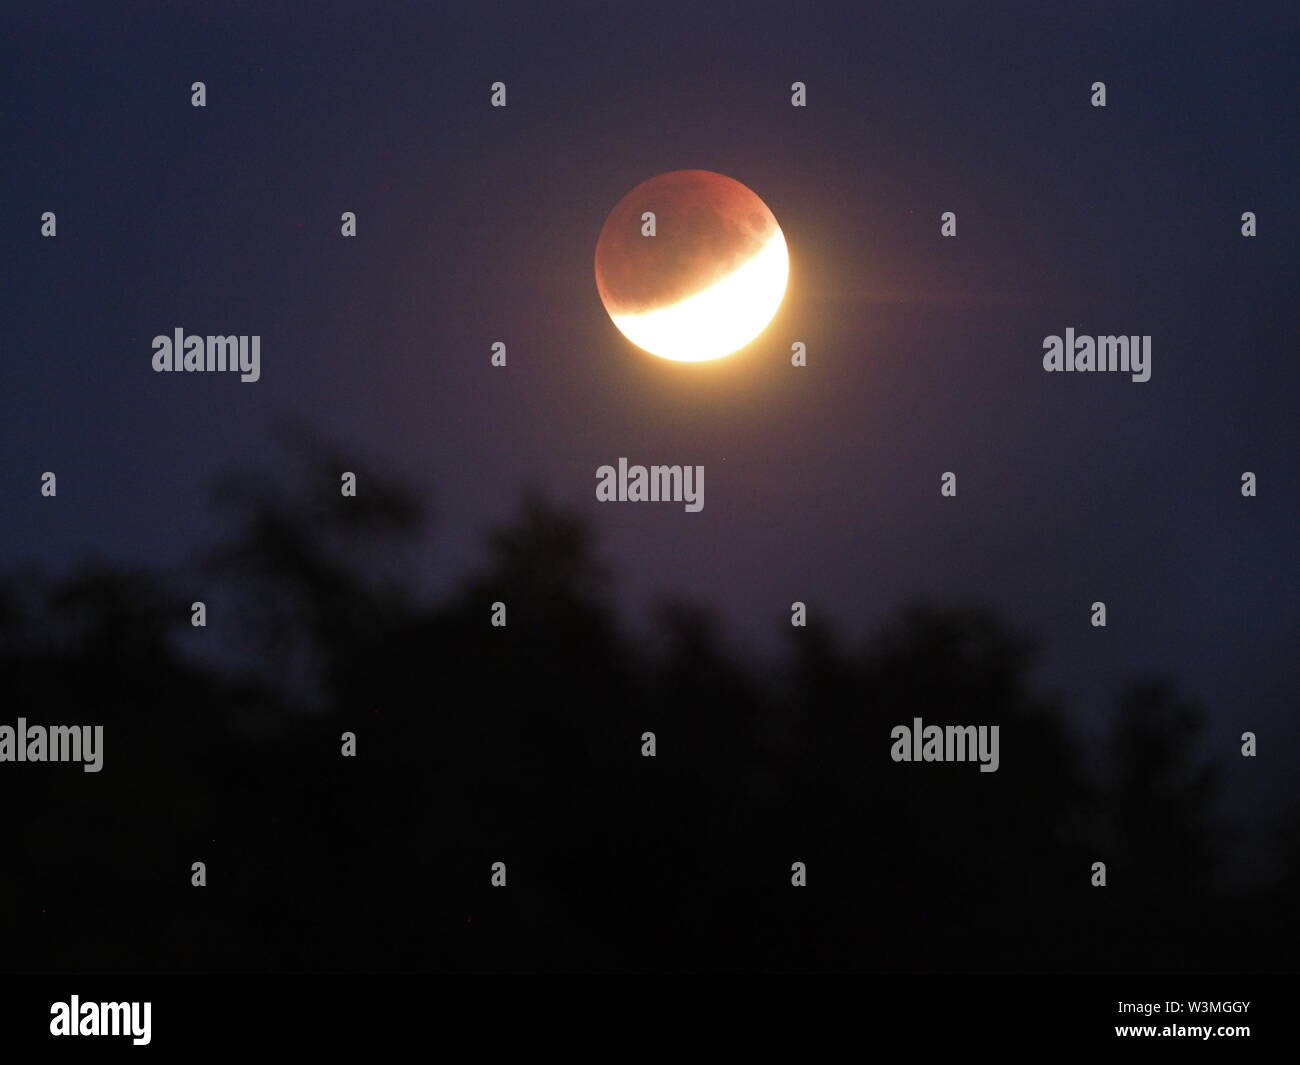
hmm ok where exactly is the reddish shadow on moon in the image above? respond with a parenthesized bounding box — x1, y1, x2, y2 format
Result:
(595, 170, 780, 317)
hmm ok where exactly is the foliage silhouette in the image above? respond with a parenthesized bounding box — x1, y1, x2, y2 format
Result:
(0, 443, 1293, 973)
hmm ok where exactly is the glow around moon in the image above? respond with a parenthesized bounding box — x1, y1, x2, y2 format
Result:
(594, 170, 789, 362)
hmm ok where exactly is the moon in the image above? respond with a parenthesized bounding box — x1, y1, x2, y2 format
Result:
(595, 170, 789, 362)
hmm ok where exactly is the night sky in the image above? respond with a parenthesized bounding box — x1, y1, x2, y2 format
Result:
(4, 1, 1297, 831)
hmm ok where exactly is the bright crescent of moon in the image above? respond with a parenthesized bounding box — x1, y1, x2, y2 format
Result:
(594, 170, 790, 363)
(608, 228, 790, 363)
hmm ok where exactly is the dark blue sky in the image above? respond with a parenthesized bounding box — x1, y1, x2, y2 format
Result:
(3, 1, 1297, 823)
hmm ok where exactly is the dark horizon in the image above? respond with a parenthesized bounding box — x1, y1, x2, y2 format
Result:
(2, 449, 1298, 974)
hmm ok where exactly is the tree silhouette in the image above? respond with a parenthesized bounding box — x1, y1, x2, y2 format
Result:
(0, 442, 1290, 974)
